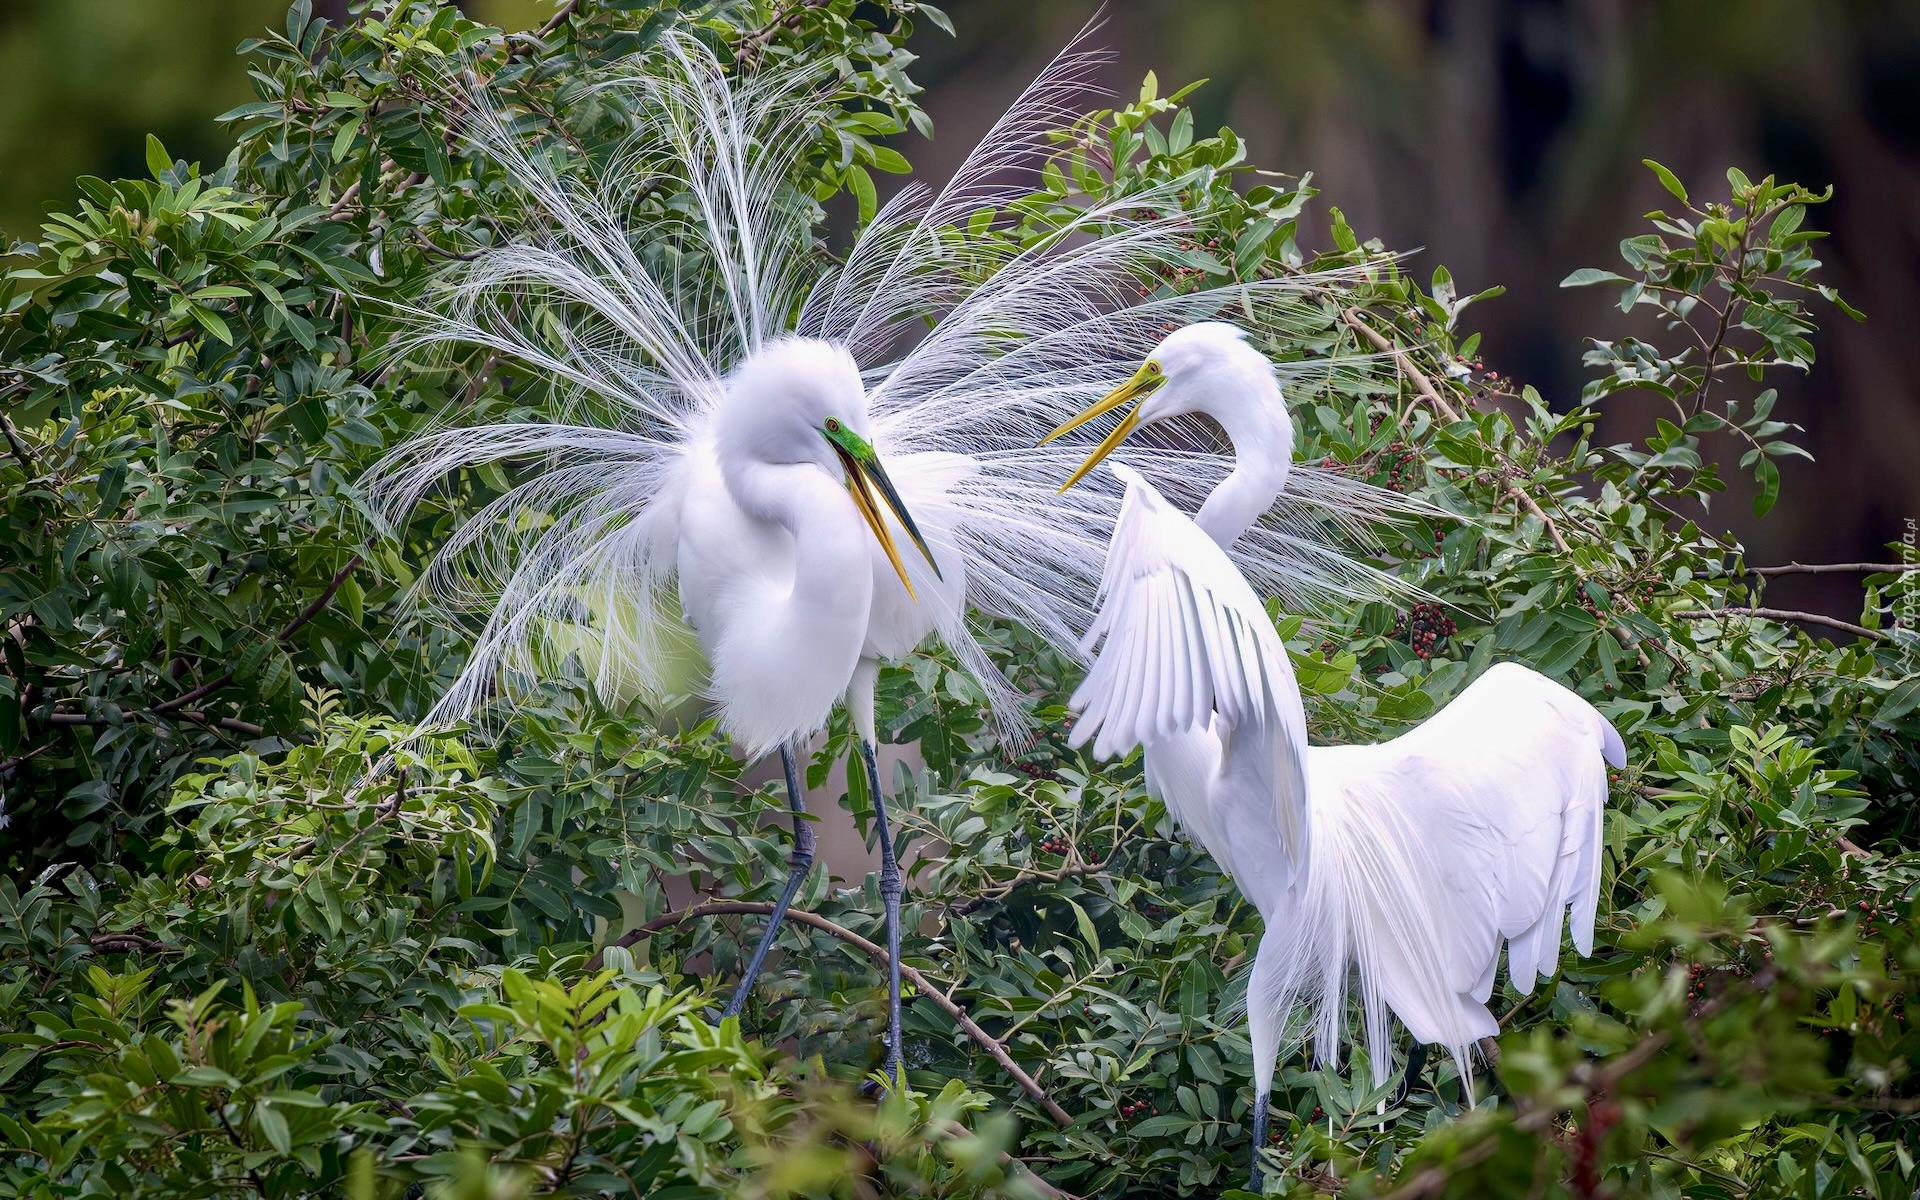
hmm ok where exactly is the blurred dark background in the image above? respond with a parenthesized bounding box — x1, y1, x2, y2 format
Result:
(2, 0, 1915, 620)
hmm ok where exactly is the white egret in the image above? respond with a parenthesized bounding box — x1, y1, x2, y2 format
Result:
(369, 33, 1414, 1087)
(1046, 323, 1625, 1187)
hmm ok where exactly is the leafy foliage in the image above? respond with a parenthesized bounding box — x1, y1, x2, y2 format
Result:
(3, 3, 1916, 1198)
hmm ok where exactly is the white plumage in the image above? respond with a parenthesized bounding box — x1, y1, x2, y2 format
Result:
(1049, 325, 1623, 1186)
(1281, 663, 1621, 1073)
(366, 31, 1421, 1087)
(366, 34, 1414, 750)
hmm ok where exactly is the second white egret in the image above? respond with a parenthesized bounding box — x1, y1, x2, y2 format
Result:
(1046, 323, 1625, 1188)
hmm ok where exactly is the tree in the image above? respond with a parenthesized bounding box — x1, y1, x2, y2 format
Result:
(2, 3, 1914, 1197)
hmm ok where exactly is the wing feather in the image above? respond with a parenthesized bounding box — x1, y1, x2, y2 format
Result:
(1285, 662, 1619, 1085)
(1068, 465, 1310, 845)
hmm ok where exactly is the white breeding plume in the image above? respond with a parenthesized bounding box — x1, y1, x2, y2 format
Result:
(367, 30, 1410, 747)
(1046, 325, 1622, 1190)
(365, 28, 1419, 1087)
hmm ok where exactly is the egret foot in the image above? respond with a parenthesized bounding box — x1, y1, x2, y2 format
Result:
(725, 742, 813, 1019)
(862, 740, 907, 1092)
(1388, 1042, 1428, 1109)
(1248, 1089, 1270, 1192)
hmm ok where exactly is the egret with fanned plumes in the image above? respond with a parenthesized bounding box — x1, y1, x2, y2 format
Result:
(1045, 322, 1625, 1187)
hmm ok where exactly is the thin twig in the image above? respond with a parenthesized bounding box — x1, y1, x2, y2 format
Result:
(152, 554, 363, 717)
(506, 0, 581, 57)
(951, 846, 1121, 916)
(739, 0, 832, 55)
(46, 710, 264, 737)
(536, 0, 581, 36)
(0, 411, 37, 472)
(0, 741, 54, 777)
(1343, 309, 1573, 556)
(1672, 607, 1882, 642)
(1747, 562, 1919, 576)
(415, 232, 490, 262)
(90, 932, 169, 954)
(605, 901, 1074, 1128)
(325, 179, 362, 221)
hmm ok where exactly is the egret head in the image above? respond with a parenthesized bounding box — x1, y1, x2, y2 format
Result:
(1042, 322, 1272, 492)
(719, 338, 939, 596)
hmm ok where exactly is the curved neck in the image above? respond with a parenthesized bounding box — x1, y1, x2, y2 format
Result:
(727, 459, 872, 622)
(1193, 390, 1293, 549)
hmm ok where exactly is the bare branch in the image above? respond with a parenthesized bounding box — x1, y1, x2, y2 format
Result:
(1672, 607, 1882, 642)
(152, 554, 364, 717)
(1747, 562, 1919, 576)
(951, 846, 1121, 917)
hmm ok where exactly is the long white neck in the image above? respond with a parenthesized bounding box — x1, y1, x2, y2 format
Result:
(1193, 385, 1293, 549)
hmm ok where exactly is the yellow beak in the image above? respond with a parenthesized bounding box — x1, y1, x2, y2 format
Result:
(1040, 361, 1163, 493)
(831, 444, 939, 602)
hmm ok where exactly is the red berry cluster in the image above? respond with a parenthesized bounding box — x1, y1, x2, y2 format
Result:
(1379, 441, 1420, 491)
(1391, 602, 1458, 658)
(1037, 832, 1071, 855)
(1684, 961, 1714, 1013)
(1857, 898, 1889, 938)
(1309, 1105, 1325, 1122)
(1119, 1097, 1157, 1119)
(1269, 1126, 1287, 1145)
(1583, 578, 1659, 618)
(1417, 528, 1448, 561)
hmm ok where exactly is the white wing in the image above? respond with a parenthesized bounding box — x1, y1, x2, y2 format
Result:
(1277, 662, 1621, 1085)
(1064, 465, 1310, 852)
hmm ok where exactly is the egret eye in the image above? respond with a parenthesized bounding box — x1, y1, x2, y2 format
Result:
(825, 417, 843, 433)
(1145, 362, 1162, 376)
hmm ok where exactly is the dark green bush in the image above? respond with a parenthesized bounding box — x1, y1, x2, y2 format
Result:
(2, 3, 1914, 1196)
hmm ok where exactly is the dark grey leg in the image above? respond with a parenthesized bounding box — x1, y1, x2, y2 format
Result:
(724, 742, 813, 1018)
(1388, 1041, 1428, 1108)
(1249, 1090, 1270, 1191)
(862, 739, 906, 1089)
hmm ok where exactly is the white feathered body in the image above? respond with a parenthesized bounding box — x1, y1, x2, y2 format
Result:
(1069, 466, 1622, 1099)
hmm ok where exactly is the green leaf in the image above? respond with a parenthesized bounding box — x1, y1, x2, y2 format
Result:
(1878, 677, 1920, 723)
(254, 1102, 292, 1154)
(1066, 899, 1101, 960)
(846, 165, 877, 225)
(145, 134, 173, 181)
(1642, 159, 1687, 204)
(1752, 456, 1780, 518)
(1561, 267, 1629, 288)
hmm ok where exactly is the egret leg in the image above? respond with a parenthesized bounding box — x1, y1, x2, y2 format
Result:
(1249, 1090, 1271, 1191)
(1388, 1042, 1428, 1109)
(724, 741, 813, 1018)
(862, 739, 906, 1090)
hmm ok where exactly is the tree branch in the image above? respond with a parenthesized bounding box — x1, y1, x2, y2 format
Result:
(603, 901, 1073, 1128)
(1672, 607, 1882, 642)
(151, 554, 363, 717)
(0, 411, 38, 472)
(1746, 562, 1919, 576)
(46, 710, 264, 737)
